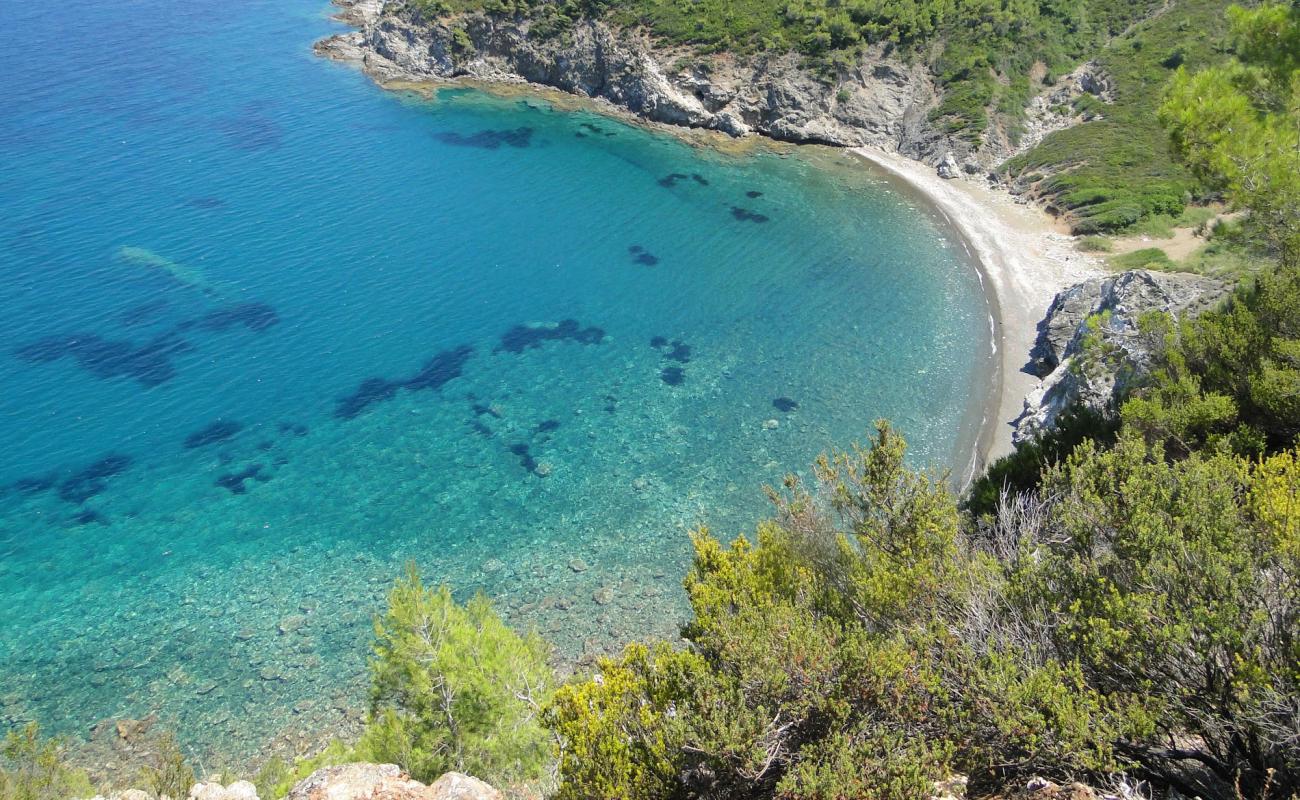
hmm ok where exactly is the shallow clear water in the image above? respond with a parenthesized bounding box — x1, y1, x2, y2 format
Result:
(0, 0, 989, 769)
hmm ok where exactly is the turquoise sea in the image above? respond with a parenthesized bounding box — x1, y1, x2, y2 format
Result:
(0, 0, 990, 770)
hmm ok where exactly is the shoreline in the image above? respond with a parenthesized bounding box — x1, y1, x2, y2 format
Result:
(316, 2, 1104, 476)
(847, 146, 1102, 470)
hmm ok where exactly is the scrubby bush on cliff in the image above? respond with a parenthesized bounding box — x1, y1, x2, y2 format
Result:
(358, 565, 554, 787)
(0, 724, 93, 800)
(1008, 434, 1300, 797)
(545, 424, 1137, 799)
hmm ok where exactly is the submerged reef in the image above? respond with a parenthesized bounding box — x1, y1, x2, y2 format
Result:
(773, 397, 800, 412)
(14, 302, 280, 387)
(57, 453, 134, 505)
(215, 463, 270, 495)
(496, 319, 605, 354)
(215, 113, 283, 151)
(433, 127, 533, 149)
(14, 331, 192, 387)
(335, 344, 476, 419)
(628, 245, 659, 266)
(730, 206, 770, 223)
(661, 366, 685, 386)
(185, 420, 244, 449)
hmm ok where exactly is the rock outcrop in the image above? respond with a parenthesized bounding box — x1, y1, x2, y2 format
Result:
(285, 764, 501, 800)
(315, 0, 965, 164)
(189, 781, 260, 800)
(1014, 269, 1228, 442)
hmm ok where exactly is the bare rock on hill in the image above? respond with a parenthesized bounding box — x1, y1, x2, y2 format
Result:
(1015, 269, 1229, 442)
(189, 780, 259, 800)
(286, 764, 501, 800)
(315, 0, 957, 164)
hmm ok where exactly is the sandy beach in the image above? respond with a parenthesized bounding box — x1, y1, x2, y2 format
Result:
(849, 146, 1103, 470)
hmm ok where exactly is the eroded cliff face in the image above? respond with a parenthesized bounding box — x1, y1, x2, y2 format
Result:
(315, 0, 965, 162)
(1014, 269, 1229, 442)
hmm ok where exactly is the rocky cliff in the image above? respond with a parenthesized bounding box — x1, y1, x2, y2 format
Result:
(1014, 269, 1228, 442)
(316, 0, 978, 165)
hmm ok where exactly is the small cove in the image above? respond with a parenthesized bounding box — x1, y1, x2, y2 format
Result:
(0, 0, 990, 769)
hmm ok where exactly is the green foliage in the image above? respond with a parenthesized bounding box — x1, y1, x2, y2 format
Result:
(1107, 246, 1177, 271)
(545, 423, 1133, 799)
(360, 564, 554, 787)
(1012, 434, 1300, 796)
(1076, 235, 1114, 252)
(1003, 0, 1239, 233)
(1124, 264, 1300, 454)
(964, 405, 1118, 519)
(409, 0, 1163, 140)
(1160, 2, 1300, 262)
(139, 733, 195, 800)
(0, 725, 93, 800)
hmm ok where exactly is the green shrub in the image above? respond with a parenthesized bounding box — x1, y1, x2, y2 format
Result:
(1076, 235, 1114, 252)
(0, 725, 93, 800)
(360, 565, 554, 787)
(545, 424, 1130, 799)
(1108, 246, 1176, 271)
(139, 733, 195, 800)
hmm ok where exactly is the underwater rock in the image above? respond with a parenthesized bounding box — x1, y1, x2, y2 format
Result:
(656, 173, 689, 188)
(11, 473, 57, 494)
(433, 127, 533, 149)
(191, 302, 280, 334)
(730, 206, 770, 223)
(649, 336, 668, 348)
(117, 245, 224, 300)
(277, 421, 309, 436)
(568, 558, 588, 573)
(691, 173, 709, 185)
(403, 344, 475, 392)
(118, 299, 171, 327)
(214, 463, 268, 495)
(508, 443, 539, 474)
(216, 112, 283, 151)
(592, 586, 614, 605)
(762, 418, 780, 430)
(632, 250, 659, 266)
(663, 340, 691, 363)
(14, 330, 191, 387)
(772, 397, 799, 412)
(72, 509, 108, 526)
(660, 366, 685, 386)
(16, 302, 278, 387)
(535, 419, 561, 434)
(496, 319, 605, 354)
(335, 345, 474, 419)
(58, 454, 133, 505)
(184, 419, 243, 449)
(335, 377, 401, 420)
(746, 190, 763, 198)
(277, 614, 307, 635)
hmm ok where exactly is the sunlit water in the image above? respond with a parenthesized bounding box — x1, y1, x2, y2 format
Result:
(0, 0, 990, 769)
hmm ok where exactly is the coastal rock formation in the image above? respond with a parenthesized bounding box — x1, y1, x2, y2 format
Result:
(285, 763, 501, 800)
(189, 780, 260, 800)
(315, 0, 963, 164)
(1014, 269, 1228, 442)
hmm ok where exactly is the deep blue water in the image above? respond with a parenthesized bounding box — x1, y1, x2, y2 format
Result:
(0, 0, 990, 768)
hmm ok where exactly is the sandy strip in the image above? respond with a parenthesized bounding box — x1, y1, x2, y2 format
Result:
(848, 146, 1102, 472)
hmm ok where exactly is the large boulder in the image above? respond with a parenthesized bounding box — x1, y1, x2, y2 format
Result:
(286, 764, 501, 800)
(1015, 269, 1228, 442)
(189, 780, 259, 800)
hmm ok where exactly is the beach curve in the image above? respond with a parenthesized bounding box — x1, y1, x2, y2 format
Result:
(848, 146, 1103, 474)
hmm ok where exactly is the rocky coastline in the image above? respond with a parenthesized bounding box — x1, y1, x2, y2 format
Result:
(314, 0, 1229, 458)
